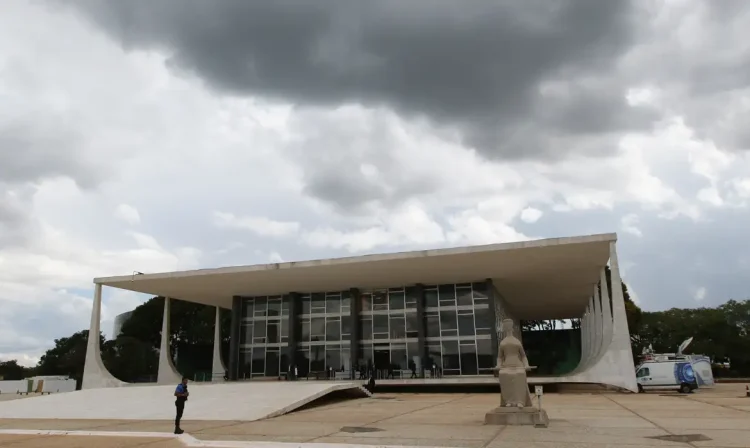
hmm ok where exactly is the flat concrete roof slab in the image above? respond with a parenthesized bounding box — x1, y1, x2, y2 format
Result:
(95, 233, 616, 320)
(0, 382, 369, 421)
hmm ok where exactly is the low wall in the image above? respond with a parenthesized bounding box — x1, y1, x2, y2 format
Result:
(0, 380, 26, 394)
(42, 379, 76, 393)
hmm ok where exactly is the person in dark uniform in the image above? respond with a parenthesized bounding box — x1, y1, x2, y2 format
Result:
(174, 377, 189, 434)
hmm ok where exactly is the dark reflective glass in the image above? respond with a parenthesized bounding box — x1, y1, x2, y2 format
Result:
(391, 345, 407, 370)
(239, 349, 252, 378)
(459, 343, 478, 375)
(254, 297, 268, 316)
(427, 344, 442, 370)
(253, 321, 266, 342)
(373, 314, 388, 334)
(266, 322, 280, 343)
(456, 288, 473, 306)
(472, 282, 489, 303)
(310, 317, 325, 341)
(458, 313, 475, 336)
(426, 313, 440, 338)
(242, 299, 254, 319)
(405, 312, 420, 338)
(301, 296, 311, 314)
(474, 306, 494, 330)
(265, 350, 279, 377)
(389, 316, 406, 339)
(326, 347, 341, 371)
(295, 350, 310, 376)
(362, 317, 373, 340)
(425, 289, 438, 308)
(405, 286, 419, 309)
(441, 340, 460, 370)
(342, 315, 351, 336)
(439, 310, 457, 330)
(301, 321, 310, 342)
(311, 293, 326, 312)
(438, 284, 456, 305)
(389, 291, 405, 310)
(361, 293, 372, 312)
(252, 347, 265, 374)
(372, 290, 388, 311)
(326, 294, 341, 313)
(477, 338, 494, 370)
(326, 319, 341, 341)
(242, 323, 253, 345)
(310, 345, 325, 372)
(267, 298, 281, 316)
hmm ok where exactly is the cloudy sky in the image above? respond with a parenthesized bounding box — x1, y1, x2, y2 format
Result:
(1, 0, 749, 366)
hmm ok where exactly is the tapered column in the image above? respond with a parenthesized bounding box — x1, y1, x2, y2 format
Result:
(228, 295, 242, 381)
(157, 297, 182, 384)
(82, 283, 125, 389)
(415, 283, 427, 378)
(599, 267, 613, 349)
(211, 306, 225, 381)
(349, 288, 361, 379)
(591, 285, 603, 363)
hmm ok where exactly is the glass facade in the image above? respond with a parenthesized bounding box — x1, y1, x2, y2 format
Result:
(424, 282, 495, 376)
(238, 295, 291, 379)
(231, 281, 496, 380)
(296, 291, 352, 377)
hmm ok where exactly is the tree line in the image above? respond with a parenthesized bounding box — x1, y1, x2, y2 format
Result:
(2, 277, 749, 385)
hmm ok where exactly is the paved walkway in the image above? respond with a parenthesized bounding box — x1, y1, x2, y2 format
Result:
(0, 383, 747, 447)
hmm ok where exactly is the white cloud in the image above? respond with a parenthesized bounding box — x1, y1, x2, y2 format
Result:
(693, 286, 707, 302)
(212, 212, 300, 237)
(621, 214, 643, 237)
(519, 207, 543, 224)
(114, 204, 141, 225)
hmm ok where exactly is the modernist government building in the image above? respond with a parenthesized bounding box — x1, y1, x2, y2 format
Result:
(83, 233, 638, 392)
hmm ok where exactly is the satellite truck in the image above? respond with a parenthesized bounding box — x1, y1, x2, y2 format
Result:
(635, 337, 715, 393)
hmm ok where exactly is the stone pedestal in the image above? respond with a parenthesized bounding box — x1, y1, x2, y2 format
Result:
(485, 406, 549, 427)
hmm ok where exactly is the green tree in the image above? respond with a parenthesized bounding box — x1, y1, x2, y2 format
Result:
(35, 330, 118, 388)
(0, 360, 34, 380)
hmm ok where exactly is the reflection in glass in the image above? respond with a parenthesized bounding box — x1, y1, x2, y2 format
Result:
(301, 295, 311, 315)
(252, 347, 265, 374)
(310, 345, 325, 372)
(391, 344, 407, 370)
(326, 293, 341, 313)
(474, 306, 494, 332)
(389, 316, 406, 339)
(373, 314, 388, 334)
(310, 317, 325, 341)
(242, 323, 253, 345)
(267, 321, 280, 343)
(362, 316, 373, 340)
(456, 288, 473, 306)
(458, 312, 475, 336)
(301, 321, 310, 342)
(405, 286, 418, 309)
(425, 289, 438, 308)
(477, 338, 494, 372)
(389, 290, 405, 310)
(440, 309, 458, 331)
(267, 297, 281, 316)
(372, 290, 388, 311)
(405, 312, 420, 338)
(253, 320, 266, 343)
(341, 291, 352, 312)
(361, 293, 372, 312)
(242, 300, 254, 319)
(442, 340, 460, 373)
(326, 346, 341, 371)
(426, 312, 440, 338)
(326, 318, 341, 341)
(472, 282, 489, 304)
(255, 297, 268, 316)
(438, 284, 456, 306)
(265, 349, 279, 377)
(342, 315, 351, 336)
(459, 342, 478, 375)
(427, 344, 442, 370)
(240, 349, 252, 378)
(295, 349, 310, 376)
(311, 293, 326, 313)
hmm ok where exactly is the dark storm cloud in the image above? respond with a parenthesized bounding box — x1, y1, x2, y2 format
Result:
(59, 0, 655, 160)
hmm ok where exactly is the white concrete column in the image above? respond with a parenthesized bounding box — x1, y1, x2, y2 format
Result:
(82, 283, 126, 389)
(211, 306, 225, 381)
(599, 267, 613, 352)
(607, 241, 637, 388)
(580, 303, 590, 368)
(591, 284, 603, 363)
(157, 297, 183, 385)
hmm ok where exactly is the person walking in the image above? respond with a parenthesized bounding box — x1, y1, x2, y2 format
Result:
(174, 377, 189, 434)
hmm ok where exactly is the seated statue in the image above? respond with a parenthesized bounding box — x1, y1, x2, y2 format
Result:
(496, 319, 533, 407)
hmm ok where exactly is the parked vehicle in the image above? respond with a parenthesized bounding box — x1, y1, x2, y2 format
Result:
(635, 337, 715, 393)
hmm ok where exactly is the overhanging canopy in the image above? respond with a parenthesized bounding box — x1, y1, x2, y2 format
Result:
(95, 233, 617, 320)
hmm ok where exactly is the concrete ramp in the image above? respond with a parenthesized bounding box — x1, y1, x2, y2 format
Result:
(0, 381, 370, 421)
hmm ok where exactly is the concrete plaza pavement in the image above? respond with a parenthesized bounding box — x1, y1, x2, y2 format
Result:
(0, 383, 747, 447)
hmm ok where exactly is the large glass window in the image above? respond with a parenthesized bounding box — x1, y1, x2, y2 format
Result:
(239, 295, 292, 379)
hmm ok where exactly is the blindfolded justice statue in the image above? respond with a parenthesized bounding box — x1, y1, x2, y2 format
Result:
(485, 319, 549, 426)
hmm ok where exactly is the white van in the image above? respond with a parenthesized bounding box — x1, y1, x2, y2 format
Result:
(636, 360, 698, 393)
